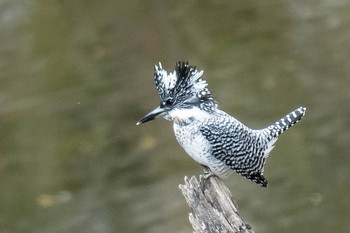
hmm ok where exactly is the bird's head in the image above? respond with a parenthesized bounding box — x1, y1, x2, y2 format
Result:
(137, 61, 217, 125)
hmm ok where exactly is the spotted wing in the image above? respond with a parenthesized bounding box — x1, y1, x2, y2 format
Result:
(200, 115, 268, 187)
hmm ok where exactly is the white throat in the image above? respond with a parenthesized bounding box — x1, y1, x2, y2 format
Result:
(168, 107, 213, 124)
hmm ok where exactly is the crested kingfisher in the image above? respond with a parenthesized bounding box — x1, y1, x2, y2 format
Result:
(137, 62, 306, 187)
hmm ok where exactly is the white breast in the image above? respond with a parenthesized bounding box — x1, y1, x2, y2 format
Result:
(173, 123, 211, 166)
(173, 122, 231, 178)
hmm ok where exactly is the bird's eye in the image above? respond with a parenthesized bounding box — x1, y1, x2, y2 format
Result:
(164, 98, 174, 106)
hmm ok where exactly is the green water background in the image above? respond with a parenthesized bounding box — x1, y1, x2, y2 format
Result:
(1, 0, 350, 232)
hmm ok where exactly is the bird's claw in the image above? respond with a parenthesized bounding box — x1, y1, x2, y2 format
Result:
(202, 166, 216, 179)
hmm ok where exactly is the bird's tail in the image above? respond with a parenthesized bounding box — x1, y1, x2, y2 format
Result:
(267, 106, 306, 138)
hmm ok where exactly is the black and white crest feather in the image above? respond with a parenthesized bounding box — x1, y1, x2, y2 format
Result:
(154, 61, 217, 111)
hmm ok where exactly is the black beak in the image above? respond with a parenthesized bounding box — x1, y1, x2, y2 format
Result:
(136, 106, 167, 125)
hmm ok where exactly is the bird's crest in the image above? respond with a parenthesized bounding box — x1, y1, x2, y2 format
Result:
(154, 61, 217, 111)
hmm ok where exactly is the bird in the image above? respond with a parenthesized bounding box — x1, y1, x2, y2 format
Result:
(137, 61, 306, 187)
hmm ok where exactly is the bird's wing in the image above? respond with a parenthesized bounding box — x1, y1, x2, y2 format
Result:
(199, 115, 268, 187)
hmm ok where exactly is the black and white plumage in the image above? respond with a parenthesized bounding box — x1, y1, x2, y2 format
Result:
(137, 62, 306, 187)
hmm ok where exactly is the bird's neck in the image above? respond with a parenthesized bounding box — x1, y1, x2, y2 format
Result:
(168, 107, 214, 125)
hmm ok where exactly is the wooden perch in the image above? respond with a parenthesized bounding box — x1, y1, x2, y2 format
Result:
(179, 175, 255, 233)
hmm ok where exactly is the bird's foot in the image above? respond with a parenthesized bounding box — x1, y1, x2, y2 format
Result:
(202, 166, 216, 179)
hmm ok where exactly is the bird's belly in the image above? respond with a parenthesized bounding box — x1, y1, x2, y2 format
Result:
(174, 124, 210, 165)
(173, 123, 230, 178)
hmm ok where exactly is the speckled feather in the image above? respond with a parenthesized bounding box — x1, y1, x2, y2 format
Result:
(154, 62, 217, 111)
(199, 107, 306, 187)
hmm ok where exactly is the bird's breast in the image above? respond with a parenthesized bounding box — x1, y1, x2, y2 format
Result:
(173, 122, 212, 166)
(173, 121, 231, 178)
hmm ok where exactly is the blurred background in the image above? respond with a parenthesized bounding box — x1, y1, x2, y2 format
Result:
(1, 0, 350, 232)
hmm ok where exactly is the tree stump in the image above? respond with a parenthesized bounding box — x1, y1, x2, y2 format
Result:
(179, 175, 255, 233)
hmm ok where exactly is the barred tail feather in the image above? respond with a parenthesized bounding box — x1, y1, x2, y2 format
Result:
(268, 106, 306, 138)
(248, 173, 268, 187)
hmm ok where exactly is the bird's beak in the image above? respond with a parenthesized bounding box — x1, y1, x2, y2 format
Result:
(137, 106, 167, 125)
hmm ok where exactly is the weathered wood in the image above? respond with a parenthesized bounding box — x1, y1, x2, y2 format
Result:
(179, 175, 255, 233)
